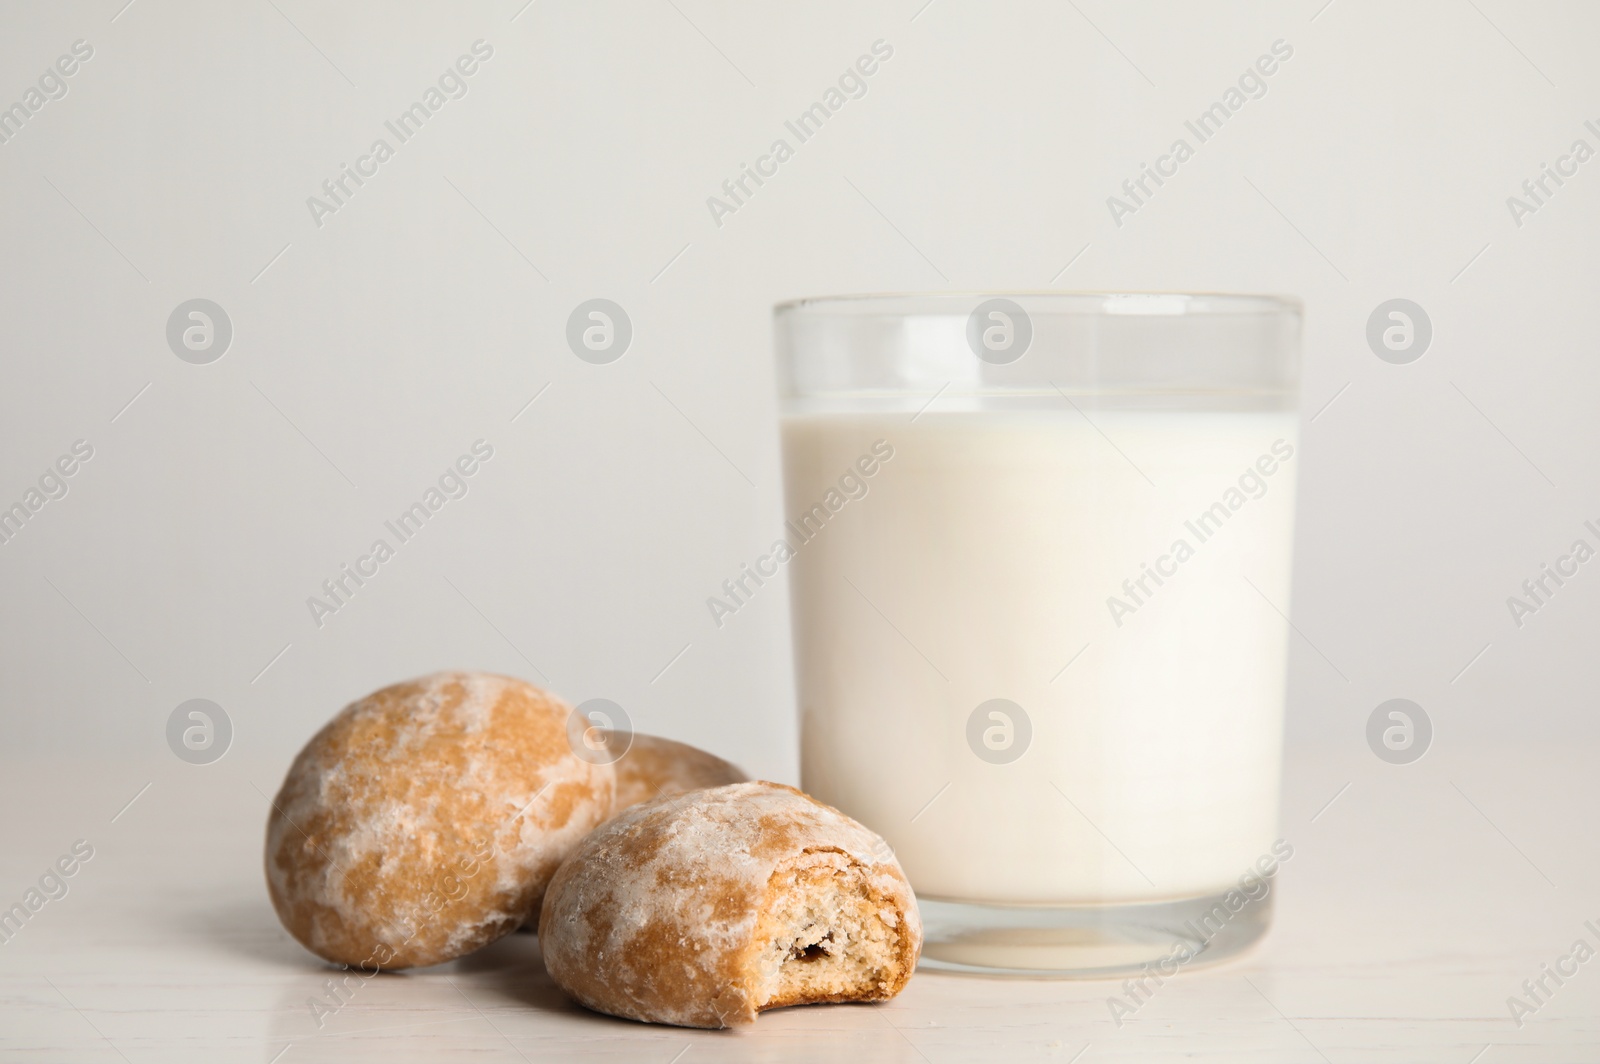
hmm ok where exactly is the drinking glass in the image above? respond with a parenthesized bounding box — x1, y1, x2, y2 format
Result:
(775, 292, 1302, 975)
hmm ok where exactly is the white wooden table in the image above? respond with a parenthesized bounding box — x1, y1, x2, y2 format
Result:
(2, 742, 1595, 1062)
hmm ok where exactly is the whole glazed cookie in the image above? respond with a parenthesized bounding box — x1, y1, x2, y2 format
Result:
(608, 732, 748, 812)
(265, 672, 613, 970)
(538, 781, 922, 1028)
(515, 732, 749, 934)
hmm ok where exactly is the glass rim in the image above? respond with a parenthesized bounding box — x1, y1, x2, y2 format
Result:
(774, 290, 1302, 317)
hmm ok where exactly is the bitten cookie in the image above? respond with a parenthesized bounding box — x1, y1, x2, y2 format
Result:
(609, 733, 748, 811)
(538, 781, 921, 1028)
(265, 672, 613, 970)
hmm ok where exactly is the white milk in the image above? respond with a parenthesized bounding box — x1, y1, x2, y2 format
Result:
(783, 408, 1298, 905)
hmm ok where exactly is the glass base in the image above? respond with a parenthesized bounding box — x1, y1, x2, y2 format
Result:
(917, 887, 1272, 977)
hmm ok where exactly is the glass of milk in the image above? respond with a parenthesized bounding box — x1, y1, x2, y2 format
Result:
(775, 293, 1302, 976)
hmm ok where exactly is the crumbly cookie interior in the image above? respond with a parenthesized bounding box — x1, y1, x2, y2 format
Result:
(750, 850, 910, 1010)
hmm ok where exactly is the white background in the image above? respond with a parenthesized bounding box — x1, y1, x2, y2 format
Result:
(2, 0, 1597, 783)
(5, 4, 1600, 1061)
